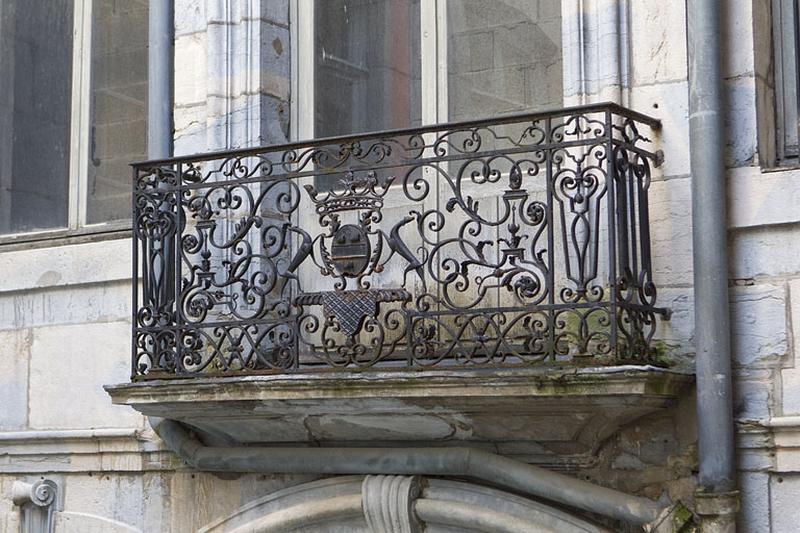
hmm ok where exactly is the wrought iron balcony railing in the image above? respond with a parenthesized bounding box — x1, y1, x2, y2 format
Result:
(132, 103, 670, 379)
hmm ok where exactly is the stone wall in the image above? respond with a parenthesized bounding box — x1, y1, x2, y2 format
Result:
(1, 0, 800, 531)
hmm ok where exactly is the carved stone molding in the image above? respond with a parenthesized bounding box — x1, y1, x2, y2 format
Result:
(362, 475, 422, 533)
(199, 475, 611, 532)
(11, 479, 58, 533)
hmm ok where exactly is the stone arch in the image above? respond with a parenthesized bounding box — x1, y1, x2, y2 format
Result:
(199, 475, 611, 533)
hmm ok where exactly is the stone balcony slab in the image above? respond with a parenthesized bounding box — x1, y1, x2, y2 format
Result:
(106, 366, 693, 467)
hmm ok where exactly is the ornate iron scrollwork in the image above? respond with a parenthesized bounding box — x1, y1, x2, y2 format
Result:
(132, 104, 670, 377)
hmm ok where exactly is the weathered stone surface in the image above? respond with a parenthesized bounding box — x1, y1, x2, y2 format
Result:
(727, 166, 800, 229)
(0, 328, 31, 429)
(261, 0, 289, 26)
(630, 81, 690, 178)
(62, 475, 144, 528)
(0, 281, 129, 332)
(0, 240, 131, 294)
(731, 224, 800, 280)
(29, 322, 141, 430)
(721, 0, 755, 78)
(790, 279, 800, 354)
(770, 474, 800, 533)
(175, 0, 207, 36)
(107, 368, 693, 467)
(174, 34, 207, 107)
(733, 369, 775, 421)
(55, 512, 140, 533)
(648, 177, 694, 287)
(653, 288, 695, 358)
(630, 0, 687, 84)
(730, 284, 788, 368)
(782, 369, 800, 415)
(723, 77, 759, 167)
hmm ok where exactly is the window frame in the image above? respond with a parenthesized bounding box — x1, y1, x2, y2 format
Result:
(770, 0, 800, 166)
(0, 0, 136, 246)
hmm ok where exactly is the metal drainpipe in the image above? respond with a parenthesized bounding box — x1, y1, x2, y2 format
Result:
(148, 0, 173, 159)
(148, 417, 675, 529)
(686, 1, 739, 530)
(146, 0, 175, 355)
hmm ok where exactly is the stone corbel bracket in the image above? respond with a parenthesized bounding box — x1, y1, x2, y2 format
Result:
(11, 479, 58, 533)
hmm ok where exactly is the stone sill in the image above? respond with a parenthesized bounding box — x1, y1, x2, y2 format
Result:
(106, 366, 693, 467)
(108, 365, 690, 402)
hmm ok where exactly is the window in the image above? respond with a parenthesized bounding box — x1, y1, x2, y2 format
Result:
(88, 0, 148, 225)
(0, 0, 147, 238)
(0, 0, 73, 234)
(294, 0, 563, 139)
(446, 0, 562, 122)
(771, 0, 800, 164)
(314, 0, 422, 137)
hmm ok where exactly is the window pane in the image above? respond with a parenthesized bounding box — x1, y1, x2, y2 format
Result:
(0, 0, 73, 235)
(87, 0, 148, 225)
(447, 0, 563, 122)
(773, 0, 799, 161)
(314, 0, 421, 137)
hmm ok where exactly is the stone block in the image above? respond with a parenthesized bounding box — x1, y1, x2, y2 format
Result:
(55, 513, 140, 533)
(261, 0, 289, 26)
(61, 474, 144, 529)
(792, 278, 800, 361)
(723, 77, 758, 168)
(728, 166, 800, 229)
(538, 0, 561, 21)
(449, 30, 494, 74)
(629, 81, 690, 179)
(175, 0, 207, 36)
(721, 0, 755, 78)
(771, 474, 800, 533)
(205, 97, 262, 150)
(738, 472, 770, 533)
(259, 24, 290, 82)
(28, 322, 141, 430)
(730, 284, 788, 367)
(0, 240, 131, 294)
(174, 102, 207, 142)
(730, 224, 800, 279)
(0, 329, 31, 429)
(648, 177, 694, 287)
(653, 288, 694, 357)
(630, 0, 687, 85)
(449, 67, 527, 117)
(175, 126, 208, 157)
(0, 280, 130, 332)
(175, 33, 207, 106)
(733, 369, 774, 420)
(0, 476, 22, 532)
(493, 20, 560, 69)
(782, 368, 800, 415)
(168, 472, 244, 531)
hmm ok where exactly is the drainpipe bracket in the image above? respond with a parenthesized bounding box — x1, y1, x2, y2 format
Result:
(654, 149, 665, 168)
(693, 490, 739, 517)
